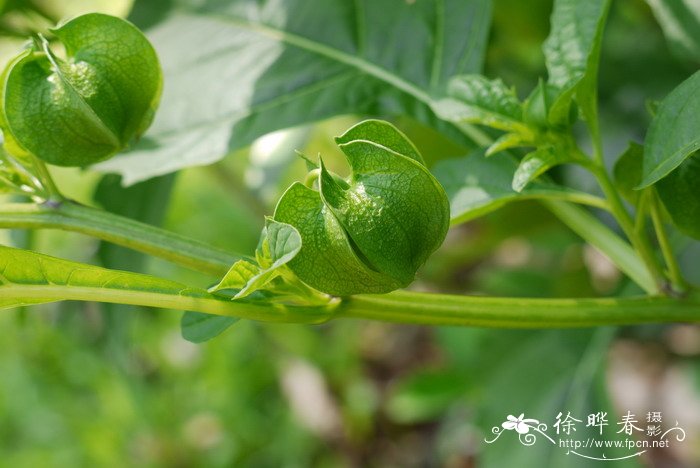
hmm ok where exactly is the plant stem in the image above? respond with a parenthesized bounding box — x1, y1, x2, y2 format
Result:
(30, 157, 63, 201)
(338, 290, 700, 327)
(1, 284, 334, 324)
(0, 201, 238, 276)
(451, 123, 656, 293)
(649, 189, 686, 292)
(4, 276, 699, 328)
(542, 200, 656, 294)
(591, 164, 663, 293)
(582, 95, 665, 293)
(634, 189, 651, 236)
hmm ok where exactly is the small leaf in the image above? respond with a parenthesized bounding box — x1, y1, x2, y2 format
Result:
(613, 142, 643, 205)
(210, 260, 260, 293)
(0, 13, 162, 166)
(639, 70, 700, 187)
(522, 79, 562, 129)
(210, 219, 302, 299)
(434, 150, 605, 225)
(485, 132, 529, 157)
(656, 152, 700, 239)
(512, 146, 563, 192)
(181, 312, 238, 343)
(432, 75, 528, 133)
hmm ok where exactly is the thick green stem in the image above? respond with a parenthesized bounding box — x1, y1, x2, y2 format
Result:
(338, 291, 700, 327)
(0, 201, 238, 276)
(4, 279, 699, 328)
(1, 284, 333, 324)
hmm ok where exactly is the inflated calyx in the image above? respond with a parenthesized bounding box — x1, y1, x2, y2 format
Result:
(273, 120, 450, 296)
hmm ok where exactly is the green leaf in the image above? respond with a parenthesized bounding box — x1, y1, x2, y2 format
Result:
(450, 328, 639, 468)
(434, 150, 607, 225)
(656, 152, 700, 239)
(274, 120, 450, 296)
(95, 0, 492, 184)
(0, 244, 333, 325)
(639, 70, 700, 187)
(181, 311, 238, 343)
(210, 219, 302, 299)
(0, 13, 162, 167)
(432, 75, 529, 133)
(0, 243, 207, 310)
(612, 142, 643, 205)
(484, 132, 529, 157)
(646, 0, 700, 63)
(512, 146, 566, 192)
(386, 370, 469, 424)
(542, 0, 611, 124)
(522, 79, 562, 129)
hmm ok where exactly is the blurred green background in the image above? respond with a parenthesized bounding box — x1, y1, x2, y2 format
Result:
(1, 0, 700, 466)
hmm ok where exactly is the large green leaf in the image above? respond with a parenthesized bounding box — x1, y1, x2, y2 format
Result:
(0, 13, 162, 167)
(433, 150, 607, 225)
(639, 70, 700, 187)
(646, 0, 700, 63)
(656, 152, 700, 240)
(542, 0, 611, 124)
(458, 328, 640, 468)
(96, 0, 492, 184)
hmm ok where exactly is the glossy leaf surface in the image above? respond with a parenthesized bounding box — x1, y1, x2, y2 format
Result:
(640, 70, 700, 187)
(95, 0, 491, 184)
